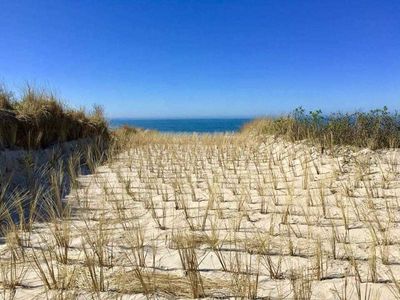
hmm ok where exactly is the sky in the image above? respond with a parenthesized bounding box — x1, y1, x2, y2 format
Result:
(0, 0, 399, 118)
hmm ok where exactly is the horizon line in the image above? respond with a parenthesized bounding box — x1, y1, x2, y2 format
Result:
(108, 116, 261, 120)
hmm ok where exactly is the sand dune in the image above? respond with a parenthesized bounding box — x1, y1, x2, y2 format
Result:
(1, 133, 400, 299)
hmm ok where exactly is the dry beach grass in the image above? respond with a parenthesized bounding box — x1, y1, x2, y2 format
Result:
(0, 84, 108, 150)
(2, 128, 400, 299)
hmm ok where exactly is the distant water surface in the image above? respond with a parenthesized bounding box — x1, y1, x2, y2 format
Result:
(110, 118, 252, 133)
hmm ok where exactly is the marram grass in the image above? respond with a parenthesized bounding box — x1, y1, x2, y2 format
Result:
(0, 84, 108, 150)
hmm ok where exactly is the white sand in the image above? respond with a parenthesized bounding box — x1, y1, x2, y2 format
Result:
(1, 133, 400, 299)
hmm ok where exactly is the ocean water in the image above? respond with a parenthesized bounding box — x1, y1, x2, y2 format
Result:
(110, 118, 252, 133)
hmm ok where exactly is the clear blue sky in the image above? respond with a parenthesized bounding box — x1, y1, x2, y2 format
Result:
(1, 1, 399, 118)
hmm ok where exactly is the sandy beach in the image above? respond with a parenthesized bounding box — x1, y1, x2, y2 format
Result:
(1, 132, 400, 299)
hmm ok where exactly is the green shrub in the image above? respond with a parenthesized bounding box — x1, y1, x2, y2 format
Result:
(242, 107, 400, 150)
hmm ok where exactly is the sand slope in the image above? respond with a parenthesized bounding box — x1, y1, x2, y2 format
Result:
(1, 133, 400, 299)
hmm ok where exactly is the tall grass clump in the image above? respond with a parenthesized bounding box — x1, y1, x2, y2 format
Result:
(0, 84, 109, 150)
(0, 85, 14, 110)
(242, 106, 400, 150)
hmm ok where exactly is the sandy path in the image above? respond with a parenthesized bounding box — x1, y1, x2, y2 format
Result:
(1, 133, 400, 299)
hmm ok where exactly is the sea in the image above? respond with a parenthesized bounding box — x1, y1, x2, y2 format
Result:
(109, 118, 253, 133)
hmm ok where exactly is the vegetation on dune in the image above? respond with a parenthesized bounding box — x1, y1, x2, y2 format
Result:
(2, 85, 400, 298)
(0, 116, 139, 232)
(0, 84, 120, 243)
(242, 106, 400, 150)
(2, 132, 399, 298)
(0, 85, 109, 150)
